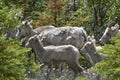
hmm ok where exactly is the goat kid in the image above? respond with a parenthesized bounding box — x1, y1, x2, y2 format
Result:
(25, 35, 84, 80)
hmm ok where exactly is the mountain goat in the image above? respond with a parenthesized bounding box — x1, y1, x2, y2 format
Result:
(25, 35, 84, 80)
(15, 21, 97, 66)
(99, 23, 119, 45)
(80, 36, 107, 64)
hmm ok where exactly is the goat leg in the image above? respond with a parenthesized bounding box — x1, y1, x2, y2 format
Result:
(43, 63, 52, 80)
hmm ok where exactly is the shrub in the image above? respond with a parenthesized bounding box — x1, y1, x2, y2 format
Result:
(0, 35, 31, 80)
(94, 33, 120, 80)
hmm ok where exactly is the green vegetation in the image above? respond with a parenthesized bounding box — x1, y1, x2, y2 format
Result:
(75, 77, 88, 80)
(1, 0, 120, 39)
(95, 33, 120, 80)
(0, 0, 35, 79)
(0, 36, 31, 80)
(0, 0, 120, 79)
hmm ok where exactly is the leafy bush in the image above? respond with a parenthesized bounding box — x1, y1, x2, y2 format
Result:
(0, 1, 34, 79)
(0, 35, 31, 80)
(94, 33, 120, 80)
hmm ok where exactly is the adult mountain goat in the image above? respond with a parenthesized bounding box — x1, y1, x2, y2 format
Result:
(4, 21, 55, 40)
(25, 35, 84, 80)
(15, 21, 97, 66)
(15, 21, 87, 49)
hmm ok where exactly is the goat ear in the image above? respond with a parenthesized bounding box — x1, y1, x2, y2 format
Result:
(22, 21, 25, 24)
(22, 20, 28, 25)
(114, 23, 119, 29)
(92, 39, 96, 45)
(40, 38, 44, 42)
(91, 35, 94, 39)
(91, 35, 96, 43)
(27, 20, 33, 28)
(87, 36, 92, 41)
(87, 36, 91, 41)
(28, 20, 33, 25)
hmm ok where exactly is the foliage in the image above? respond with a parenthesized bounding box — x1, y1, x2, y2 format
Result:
(35, 0, 69, 27)
(0, 0, 36, 79)
(79, 55, 92, 68)
(1, 0, 39, 19)
(0, 0, 120, 79)
(2, 0, 119, 39)
(0, 0, 21, 34)
(35, 0, 90, 27)
(85, 0, 116, 40)
(94, 33, 120, 80)
(75, 77, 88, 80)
(107, 0, 120, 25)
(0, 35, 31, 80)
